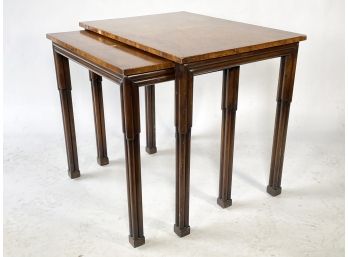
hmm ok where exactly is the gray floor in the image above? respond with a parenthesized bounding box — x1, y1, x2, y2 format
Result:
(4, 127, 344, 257)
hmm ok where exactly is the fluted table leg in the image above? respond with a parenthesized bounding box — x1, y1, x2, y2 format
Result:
(90, 71, 109, 166)
(268, 48, 298, 196)
(174, 64, 193, 237)
(217, 67, 240, 208)
(120, 79, 145, 247)
(53, 50, 80, 179)
(145, 84, 157, 154)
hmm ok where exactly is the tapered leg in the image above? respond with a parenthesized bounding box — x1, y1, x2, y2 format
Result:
(267, 48, 298, 196)
(174, 64, 193, 237)
(145, 85, 157, 154)
(89, 71, 109, 166)
(120, 79, 145, 248)
(53, 50, 80, 179)
(217, 67, 240, 208)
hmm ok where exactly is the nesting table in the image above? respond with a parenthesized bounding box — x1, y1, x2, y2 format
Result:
(48, 11, 306, 248)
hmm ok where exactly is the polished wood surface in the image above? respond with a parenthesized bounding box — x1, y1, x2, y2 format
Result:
(49, 11, 305, 246)
(47, 30, 174, 75)
(80, 12, 306, 63)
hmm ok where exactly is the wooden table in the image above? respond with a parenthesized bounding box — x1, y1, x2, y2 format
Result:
(80, 11, 306, 240)
(47, 30, 175, 247)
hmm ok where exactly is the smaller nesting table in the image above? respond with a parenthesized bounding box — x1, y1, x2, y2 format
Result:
(47, 30, 175, 247)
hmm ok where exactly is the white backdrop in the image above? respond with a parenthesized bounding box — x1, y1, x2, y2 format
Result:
(4, 0, 344, 257)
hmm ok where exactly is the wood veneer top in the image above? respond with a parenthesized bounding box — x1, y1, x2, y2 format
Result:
(46, 30, 174, 76)
(80, 12, 307, 64)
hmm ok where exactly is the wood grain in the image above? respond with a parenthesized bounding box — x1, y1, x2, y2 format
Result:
(47, 30, 174, 75)
(80, 12, 306, 63)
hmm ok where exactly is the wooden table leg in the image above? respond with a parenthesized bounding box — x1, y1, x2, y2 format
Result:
(174, 64, 193, 237)
(53, 50, 80, 179)
(89, 71, 109, 166)
(145, 84, 157, 154)
(217, 67, 239, 208)
(120, 79, 145, 247)
(267, 48, 298, 196)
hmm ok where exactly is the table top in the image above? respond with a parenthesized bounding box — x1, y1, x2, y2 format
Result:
(80, 11, 306, 64)
(46, 30, 174, 76)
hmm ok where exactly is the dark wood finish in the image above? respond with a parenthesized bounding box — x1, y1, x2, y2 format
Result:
(217, 67, 239, 208)
(89, 71, 109, 165)
(167, 44, 300, 214)
(120, 80, 145, 248)
(47, 30, 174, 75)
(46, 33, 176, 247)
(145, 85, 157, 154)
(174, 64, 193, 237)
(267, 47, 298, 196)
(80, 14, 305, 216)
(80, 12, 306, 63)
(48, 14, 306, 247)
(53, 50, 80, 179)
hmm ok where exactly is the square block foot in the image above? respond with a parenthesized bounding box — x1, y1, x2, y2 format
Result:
(174, 224, 190, 237)
(97, 156, 109, 166)
(129, 235, 145, 248)
(145, 146, 157, 154)
(267, 185, 282, 196)
(217, 198, 232, 208)
(68, 170, 80, 179)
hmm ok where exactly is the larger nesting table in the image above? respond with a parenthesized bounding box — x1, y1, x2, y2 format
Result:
(80, 11, 306, 243)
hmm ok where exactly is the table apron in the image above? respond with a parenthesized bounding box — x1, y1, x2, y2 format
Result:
(187, 43, 299, 75)
(53, 44, 175, 87)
